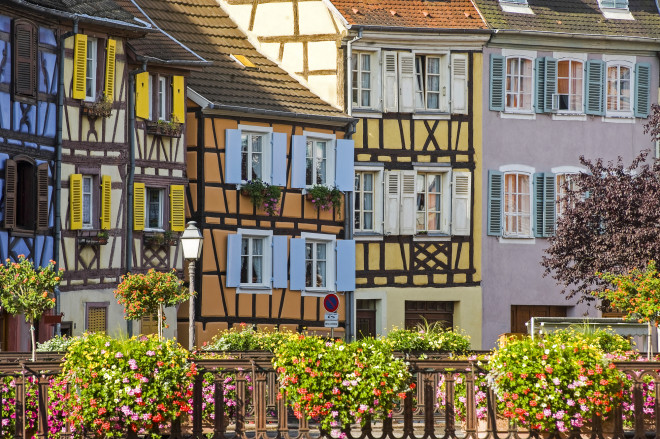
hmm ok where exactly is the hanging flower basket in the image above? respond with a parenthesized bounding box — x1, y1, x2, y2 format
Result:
(145, 120, 183, 138)
(80, 95, 113, 119)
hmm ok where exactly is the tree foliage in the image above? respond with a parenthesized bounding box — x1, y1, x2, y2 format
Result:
(541, 151, 660, 303)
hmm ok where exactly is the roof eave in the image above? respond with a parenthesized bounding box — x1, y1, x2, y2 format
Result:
(491, 28, 660, 44)
(205, 102, 354, 127)
(347, 24, 492, 34)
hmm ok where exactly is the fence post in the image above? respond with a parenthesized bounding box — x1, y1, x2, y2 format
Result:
(14, 371, 24, 439)
(192, 369, 204, 439)
(423, 372, 435, 437)
(213, 372, 226, 439)
(444, 372, 455, 437)
(38, 374, 49, 438)
(236, 369, 247, 439)
(465, 368, 477, 438)
(254, 369, 268, 439)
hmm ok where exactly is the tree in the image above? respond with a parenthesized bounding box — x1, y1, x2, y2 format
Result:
(0, 255, 63, 361)
(541, 151, 660, 304)
(114, 269, 190, 340)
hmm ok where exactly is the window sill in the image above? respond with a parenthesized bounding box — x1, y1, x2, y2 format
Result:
(302, 289, 335, 297)
(498, 236, 536, 244)
(351, 110, 382, 119)
(499, 112, 536, 120)
(413, 234, 451, 242)
(237, 287, 272, 295)
(412, 113, 451, 120)
(602, 115, 636, 124)
(354, 233, 383, 241)
(552, 113, 587, 121)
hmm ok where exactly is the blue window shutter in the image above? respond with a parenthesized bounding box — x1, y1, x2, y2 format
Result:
(290, 135, 307, 188)
(489, 54, 505, 111)
(272, 235, 288, 288)
(544, 58, 557, 113)
(535, 57, 546, 113)
(334, 139, 354, 192)
(225, 129, 242, 184)
(534, 173, 545, 238)
(336, 240, 355, 292)
(585, 60, 604, 116)
(226, 233, 241, 287)
(289, 237, 306, 290)
(487, 170, 503, 236)
(634, 62, 651, 118)
(543, 173, 556, 237)
(271, 132, 287, 186)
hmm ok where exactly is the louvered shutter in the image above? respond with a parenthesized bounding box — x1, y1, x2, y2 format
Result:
(271, 132, 287, 186)
(398, 53, 415, 113)
(169, 184, 185, 232)
(272, 235, 288, 289)
(69, 174, 83, 230)
(487, 170, 503, 236)
(634, 63, 651, 118)
(226, 233, 241, 287)
(225, 129, 242, 184)
(335, 139, 354, 192)
(4, 160, 16, 229)
(399, 170, 416, 235)
(36, 163, 49, 231)
(451, 171, 471, 236)
(489, 54, 505, 111)
(135, 72, 150, 119)
(451, 54, 468, 115)
(534, 173, 556, 238)
(585, 60, 605, 116)
(290, 135, 307, 188)
(383, 51, 398, 113)
(544, 58, 558, 113)
(289, 238, 306, 290)
(104, 39, 116, 102)
(13, 20, 37, 98)
(336, 240, 356, 292)
(133, 182, 145, 231)
(534, 57, 545, 113)
(171, 76, 185, 123)
(384, 171, 400, 235)
(72, 34, 87, 100)
(100, 175, 111, 230)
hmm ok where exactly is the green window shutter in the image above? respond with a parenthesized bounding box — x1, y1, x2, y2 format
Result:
(134, 182, 145, 231)
(544, 58, 558, 113)
(489, 54, 505, 111)
(169, 184, 185, 232)
(100, 175, 111, 230)
(535, 57, 545, 113)
(487, 170, 503, 236)
(634, 63, 651, 118)
(585, 60, 605, 116)
(69, 174, 82, 230)
(72, 34, 87, 100)
(534, 173, 556, 238)
(543, 173, 556, 236)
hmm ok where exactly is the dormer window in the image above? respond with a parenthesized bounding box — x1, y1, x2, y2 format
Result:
(599, 0, 628, 9)
(498, 0, 533, 14)
(500, 0, 527, 4)
(598, 0, 633, 19)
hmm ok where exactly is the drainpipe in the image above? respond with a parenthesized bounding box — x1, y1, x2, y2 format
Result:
(346, 27, 363, 116)
(344, 120, 357, 342)
(54, 20, 78, 336)
(126, 61, 147, 337)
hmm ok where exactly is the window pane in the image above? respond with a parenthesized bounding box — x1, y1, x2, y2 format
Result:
(252, 254, 262, 283)
(147, 189, 161, 229)
(316, 260, 326, 288)
(241, 135, 249, 181)
(240, 238, 249, 284)
(428, 57, 439, 74)
(361, 53, 370, 71)
(306, 141, 313, 186)
(363, 173, 373, 191)
(316, 141, 326, 185)
(363, 212, 372, 230)
(364, 193, 373, 211)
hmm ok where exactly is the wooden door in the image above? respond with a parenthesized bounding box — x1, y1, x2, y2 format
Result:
(510, 305, 567, 334)
(405, 301, 454, 330)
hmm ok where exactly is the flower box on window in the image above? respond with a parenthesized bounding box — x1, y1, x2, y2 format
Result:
(145, 120, 183, 138)
(78, 230, 109, 246)
(143, 231, 179, 247)
(80, 95, 113, 119)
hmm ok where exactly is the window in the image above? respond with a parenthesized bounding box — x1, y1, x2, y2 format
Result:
(224, 126, 284, 186)
(305, 240, 328, 289)
(145, 187, 164, 230)
(82, 175, 93, 228)
(503, 172, 532, 237)
(132, 183, 185, 233)
(414, 55, 443, 111)
(606, 64, 632, 114)
(240, 235, 268, 287)
(85, 302, 108, 333)
(4, 158, 48, 231)
(352, 52, 372, 108)
(70, 173, 111, 231)
(157, 76, 168, 121)
(555, 173, 578, 217)
(226, 229, 286, 294)
(290, 134, 353, 191)
(355, 172, 375, 232)
(556, 60, 583, 112)
(306, 138, 328, 186)
(416, 173, 448, 233)
(242, 133, 265, 181)
(505, 57, 533, 111)
(85, 37, 97, 101)
(13, 19, 38, 98)
(599, 0, 628, 9)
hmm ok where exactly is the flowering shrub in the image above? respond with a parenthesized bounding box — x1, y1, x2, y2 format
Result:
(49, 333, 196, 438)
(241, 179, 282, 216)
(437, 355, 490, 423)
(203, 324, 298, 352)
(36, 335, 80, 352)
(273, 335, 411, 438)
(385, 327, 470, 354)
(487, 330, 627, 432)
(307, 185, 342, 211)
(597, 261, 660, 324)
(1, 376, 40, 438)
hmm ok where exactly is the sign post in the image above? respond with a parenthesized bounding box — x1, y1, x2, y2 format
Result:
(323, 293, 340, 338)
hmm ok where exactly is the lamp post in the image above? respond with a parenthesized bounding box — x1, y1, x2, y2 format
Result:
(181, 221, 203, 351)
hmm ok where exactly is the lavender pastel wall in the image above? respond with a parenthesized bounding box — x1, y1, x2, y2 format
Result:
(480, 46, 658, 349)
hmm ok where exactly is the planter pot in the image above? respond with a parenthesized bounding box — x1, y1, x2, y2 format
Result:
(145, 120, 183, 138)
(80, 102, 112, 119)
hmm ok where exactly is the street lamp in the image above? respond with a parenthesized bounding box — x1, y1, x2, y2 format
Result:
(181, 221, 203, 350)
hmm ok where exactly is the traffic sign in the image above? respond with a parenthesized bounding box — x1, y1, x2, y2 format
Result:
(323, 293, 339, 313)
(324, 320, 339, 328)
(325, 312, 338, 321)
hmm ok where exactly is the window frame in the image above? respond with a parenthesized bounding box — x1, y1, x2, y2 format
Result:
(505, 56, 534, 113)
(81, 175, 94, 229)
(414, 169, 451, 235)
(302, 131, 336, 188)
(84, 37, 98, 102)
(351, 49, 380, 112)
(237, 124, 273, 185)
(605, 61, 634, 117)
(148, 73, 173, 122)
(502, 170, 533, 238)
(144, 186, 165, 231)
(355, 165, 384, 236)
(300, 232, 336, 296)
(85, 301, 109, 333)
(555, 59, 584, 114)
(552, 165, 587, 219)
(414, 53, 449, 112)
(237, 228, 273, 293)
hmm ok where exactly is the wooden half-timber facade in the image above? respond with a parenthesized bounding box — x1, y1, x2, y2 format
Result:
(133, 0, 355, 346)
(219, 0, 489, 345)
(0, 4, 58, 351)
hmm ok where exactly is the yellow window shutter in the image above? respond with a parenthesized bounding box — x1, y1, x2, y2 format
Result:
(135, 71, 150, 120)
(169, 184, 185, 232)
(100, 175, 111, 230)
(72, 34, 87, 100)
(171, 75, 185, 123)
(104, 39, 116, 102)
(69, 174, 82, 230)
(134, 182, 145, 231)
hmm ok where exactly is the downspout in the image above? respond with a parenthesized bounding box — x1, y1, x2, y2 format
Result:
(54, 20, 78, 336)
(126, 61, 147, 337)
(346, 27, 363, 116)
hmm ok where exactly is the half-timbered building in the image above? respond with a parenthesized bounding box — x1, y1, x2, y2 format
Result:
(218, 0, 489, 344)
(133, 0, 356, 346)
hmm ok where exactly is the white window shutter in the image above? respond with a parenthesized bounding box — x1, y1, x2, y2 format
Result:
(398, 53, 415, 113)
(384, 171, 400, 235)
(383, 51, 398, 113)
(451, 171, 471, 236)
(399, 170, 416, 235)
(450, 54, 468, 115)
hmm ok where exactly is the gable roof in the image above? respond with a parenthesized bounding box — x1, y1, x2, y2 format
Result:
(133, 0, 349, 121)
(472, 0, 660, 38)
(327, 0, 488, 30)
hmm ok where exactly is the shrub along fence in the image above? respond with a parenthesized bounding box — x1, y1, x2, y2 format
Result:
(2, 355, 660, 439)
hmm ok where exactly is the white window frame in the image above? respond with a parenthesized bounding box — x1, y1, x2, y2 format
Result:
(82, 175, 93, 229)
(555, 59, 585, 114)
(237, 124, 273, 185)
(413, 53, 449, 113)
(300, 232, 336, 296)
(552, 165, 587, 218)
(605, 61, 634, 117)
(148, 75, 154, 120)
(85, 37, 97, 102)
(303, 130, 335, 188)
(237, 228, 273, 294)
(505, 56, 534, 113)
(414, 169, 451, 235)
(158, 76, 168, 121)
(351, 49, 381, 113)
(355, 166, 384, 234)
(498, 164, 534, 239)
(144, 187, 164, 231)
